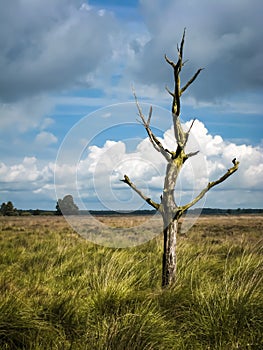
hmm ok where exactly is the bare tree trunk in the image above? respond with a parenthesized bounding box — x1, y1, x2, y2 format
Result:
(160, 156, 181, 287)
(162, 217, 178, 287)
(121, 29, 239, 288)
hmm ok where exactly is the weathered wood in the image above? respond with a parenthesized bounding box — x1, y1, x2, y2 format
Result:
(121, 30, 239, 287)
(162, 219, 178, 287)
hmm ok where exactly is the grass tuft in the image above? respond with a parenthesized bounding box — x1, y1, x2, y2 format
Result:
(0, 215, 262, 349)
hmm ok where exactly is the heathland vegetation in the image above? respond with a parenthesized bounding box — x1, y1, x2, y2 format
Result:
(0, 215, 262, 349)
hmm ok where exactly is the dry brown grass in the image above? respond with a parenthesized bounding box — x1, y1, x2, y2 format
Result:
(186, 215, 263, 245)
(0, 213, 262, 349)
(1, 214, 262, 239)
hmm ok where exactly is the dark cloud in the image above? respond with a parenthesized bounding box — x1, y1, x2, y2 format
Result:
(0, 0, 117, 102)
(133, 0, 263, 102)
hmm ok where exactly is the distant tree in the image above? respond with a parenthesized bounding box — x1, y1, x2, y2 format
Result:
(0, 201, 18, 216)
(56, 195, 79, 215)
(121, 30, 239, 287)
(55, 201, 62, 215)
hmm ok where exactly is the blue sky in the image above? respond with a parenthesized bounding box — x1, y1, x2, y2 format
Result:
(0, 0, 263, 211)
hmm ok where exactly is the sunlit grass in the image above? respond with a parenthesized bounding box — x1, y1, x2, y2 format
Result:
(0, 215, 262, 349)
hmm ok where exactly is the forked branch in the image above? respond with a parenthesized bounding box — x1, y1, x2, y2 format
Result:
(185, 150, 199, 161)
(179, 161, 240, 213)
(183, 118, 197, 147)
(165, 30, 203, 151)
(133, 89, 171, 161)
(121, 175, 160, 210)
(180, 68, 204, 95)
(122, 30, 239, 224)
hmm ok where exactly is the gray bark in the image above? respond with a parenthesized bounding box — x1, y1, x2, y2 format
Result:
(121, 30, 239, 287)
(162, 218, 178, 287)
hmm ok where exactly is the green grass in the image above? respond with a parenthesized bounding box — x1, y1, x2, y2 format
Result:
(0, 216, 262, 349)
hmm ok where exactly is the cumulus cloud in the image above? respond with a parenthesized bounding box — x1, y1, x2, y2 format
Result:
(69, 119, 263, 209)
(0, 157, 53, 190)
(0, 0, 262, 210)
(1, 119, 262, 209)
(0, 156, 55, 209)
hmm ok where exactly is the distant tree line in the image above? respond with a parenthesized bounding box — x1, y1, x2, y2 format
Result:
(0, 195, 79, 216)
(189, 208, 263, 215)
(1, 197, 262, 216)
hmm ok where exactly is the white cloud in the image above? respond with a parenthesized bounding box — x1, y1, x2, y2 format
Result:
(35, 131, 58, 146)
(98, 9, 106, 17)
(0, 0, 118, 102)
(0, 156, 55, 209)
(0, 1, 261, 211)
(79, 3, 92, 12)
(67, 119, 263, 210)
(0, 157, 53, 186)
(132, 0, 263, 103)
(0, 95, 54, 133)
(1, 119, 262, 209)
(1, 0, 262, 114)
(40, 117, 55, 130)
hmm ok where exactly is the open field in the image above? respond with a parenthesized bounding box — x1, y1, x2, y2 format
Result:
(0, 215, 262, 349)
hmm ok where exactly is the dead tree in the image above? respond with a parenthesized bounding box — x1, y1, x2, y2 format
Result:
(121, 30, 239, 287)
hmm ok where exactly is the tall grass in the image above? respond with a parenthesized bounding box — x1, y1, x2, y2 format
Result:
(0, 216, 262, 349)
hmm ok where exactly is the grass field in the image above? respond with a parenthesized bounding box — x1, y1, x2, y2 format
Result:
(0, 215, 262, 349)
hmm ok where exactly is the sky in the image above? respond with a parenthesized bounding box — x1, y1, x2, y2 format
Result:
(0, 0, 263, 211)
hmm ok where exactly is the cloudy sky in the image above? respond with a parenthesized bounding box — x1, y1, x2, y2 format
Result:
(0, 0, 262, 211)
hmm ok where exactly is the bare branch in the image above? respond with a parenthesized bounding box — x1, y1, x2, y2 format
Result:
(232, 158, 237, 165)
(179, 161, 240, 213)
(164, 31, 202, 152)
(121, 175, 160, 210)
(183, 118, 196, 146)
(182, 59, 189, 67)
(147, 105, 152, 126)
(165, 29, 200, 146)
(165, 31, 186, 143)
(132, 87, 144, 119)
(133, 89, 171, 161)
(165, 85, 175, 97)
(180, 68, 204, 95)
(178, 27, 186, 67)
(164, 54, 176, 68)
(176, 43, 180, 54)
(185, 150, 199, 159)
(187, 118, 196, 133)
